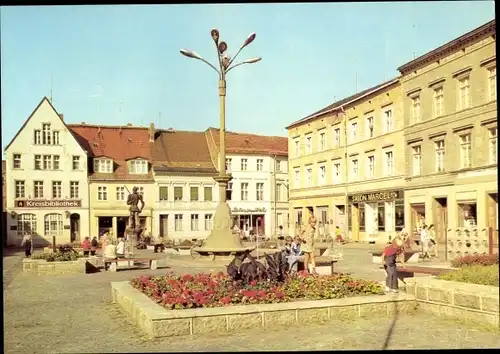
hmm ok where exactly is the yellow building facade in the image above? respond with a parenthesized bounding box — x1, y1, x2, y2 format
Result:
(286, 78, 406, 243)
(398, 20, 497, 247)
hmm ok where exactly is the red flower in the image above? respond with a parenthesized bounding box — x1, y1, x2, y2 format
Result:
(182, 274, 194, 281)
(250, 280, 257, 286)
(183, 289, 191, 296)
(219, 296, 231, 304)
(275, 291, 285, 298)
(241, 290, 257, 298)
(140, 275, 150, 283)
(257, 289, 267, 298)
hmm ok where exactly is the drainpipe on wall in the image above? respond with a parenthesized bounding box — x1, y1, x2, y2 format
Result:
(273, 154, 278, 239)
(341, 105, 349, 242)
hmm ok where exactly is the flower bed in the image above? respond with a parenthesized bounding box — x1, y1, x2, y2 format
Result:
(438, 265, 499, 286)
(32, 251, 84, 262)
(450, 254, 498, 268)
(131, 271, 384, 310)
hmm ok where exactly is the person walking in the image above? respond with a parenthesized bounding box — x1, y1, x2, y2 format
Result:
(21, 233, 33, 258)
(90, 236, 98, 256)
(301, 207, 317, 274)
(420, 225, 431, 260)
(428, 224, 438, 258)
(380, 236, 405, 293)
(82, 237, 91, 257)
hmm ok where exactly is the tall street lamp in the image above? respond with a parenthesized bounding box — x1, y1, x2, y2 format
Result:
(180, 29, 261, 258)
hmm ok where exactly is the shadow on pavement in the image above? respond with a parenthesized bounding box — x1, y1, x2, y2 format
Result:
(382, 300, 399, 350)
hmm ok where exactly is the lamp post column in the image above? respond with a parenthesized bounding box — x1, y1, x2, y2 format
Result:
(217, 79, 231, 203)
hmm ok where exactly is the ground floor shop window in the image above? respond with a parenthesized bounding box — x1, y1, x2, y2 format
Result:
(347, 204, 352, 231)
(377, 202, 385, 231)
(191, 214, 199, 231)
(365, 203, 377, 234)
(395, 201, 404, 231)
(17, 213, 37, 236)
(359, 204, 365, 232)
(458, 202, 477, 227)
(204, 214, 213, 231)
(410, 204, 425, 235)
(174, 214, 183, 231)
(44, 213, 63, 235)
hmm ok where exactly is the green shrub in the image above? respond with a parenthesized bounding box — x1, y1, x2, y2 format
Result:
(451, 254, 499, 268)
(438, 265, 499, 286)
(31, 251, 81, 262)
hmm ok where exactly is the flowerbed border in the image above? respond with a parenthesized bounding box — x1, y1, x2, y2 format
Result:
(405, 277, 499, 330)
(111, 281, 418, 339)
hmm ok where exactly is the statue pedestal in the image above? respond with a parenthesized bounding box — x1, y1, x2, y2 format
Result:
(125, 227, 140, 258)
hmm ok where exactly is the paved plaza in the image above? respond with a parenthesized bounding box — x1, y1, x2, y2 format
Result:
(3, 245, 500, 353)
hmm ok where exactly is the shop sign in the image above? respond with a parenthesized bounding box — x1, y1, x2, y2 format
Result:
(15, 200, 82, 208)
(348, 190, 403, 203)
(231, 207, 267, 213)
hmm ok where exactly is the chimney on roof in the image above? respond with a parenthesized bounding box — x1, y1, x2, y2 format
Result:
(149, 123, 155, 142)
(59, 113, 64, 121)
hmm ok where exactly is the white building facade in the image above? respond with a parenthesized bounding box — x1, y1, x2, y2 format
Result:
(226, 154, 289, 237)
(4, 97, 90, 246)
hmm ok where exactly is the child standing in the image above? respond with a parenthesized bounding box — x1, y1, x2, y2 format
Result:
(380, 236, 405, 293)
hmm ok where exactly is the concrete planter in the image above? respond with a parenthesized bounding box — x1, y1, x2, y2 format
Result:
(22, 258, 87, 276)
(111, 281, 418, 339)
(405, 277, 499, 330)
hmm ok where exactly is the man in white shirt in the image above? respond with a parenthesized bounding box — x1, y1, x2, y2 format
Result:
(103, 242, 117, 260)
(116, 238, 125, 258)
(420, 225, 430, 259)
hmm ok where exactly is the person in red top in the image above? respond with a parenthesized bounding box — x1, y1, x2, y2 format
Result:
(82, 237, 90, 257)
(380, 236, 405, 293)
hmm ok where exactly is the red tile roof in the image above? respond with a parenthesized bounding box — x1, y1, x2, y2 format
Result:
(206, 128, 288, 157)
(152, 129, 217, 174)
(68, 124, 153, 181)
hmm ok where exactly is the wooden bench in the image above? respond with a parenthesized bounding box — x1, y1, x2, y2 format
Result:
(298, 256, 338, 275)
(372, 250, 420, 264)
(103, 257, 158, 272)
(380, 264, 454, 282)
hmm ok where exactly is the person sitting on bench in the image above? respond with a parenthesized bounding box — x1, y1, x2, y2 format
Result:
(103, 240, 117, 260)
(284, 236, 303, 272)
(116, 237, 125, 258)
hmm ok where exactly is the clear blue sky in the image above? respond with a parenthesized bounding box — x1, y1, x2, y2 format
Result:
(1, 3, 495, 152)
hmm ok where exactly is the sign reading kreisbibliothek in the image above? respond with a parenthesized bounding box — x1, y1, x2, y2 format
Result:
(15, 200, 82, 208)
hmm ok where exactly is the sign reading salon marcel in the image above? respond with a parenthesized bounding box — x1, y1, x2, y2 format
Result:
(348, 190, 403, 203)
(16, 200, 82, 208)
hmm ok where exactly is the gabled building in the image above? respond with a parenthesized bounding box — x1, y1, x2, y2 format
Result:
(397, 20, 497, 245)
(2, 160, 7, 246)
(68, 123, 155, 238)
(151, 129, 218, 239)
(4, 97, 90, 246)
(286, 78, 405, 243)
(205, 128, 289, 237)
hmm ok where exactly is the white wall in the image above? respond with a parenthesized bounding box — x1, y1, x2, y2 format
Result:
(5, 99, 90, 245)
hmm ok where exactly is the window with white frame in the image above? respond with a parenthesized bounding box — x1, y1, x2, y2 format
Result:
(129, 159, 148, 174)
(350, 159, 359, 181)
(190, 186, 199, 201)
(43, 155, 52, 170)
(34, 155, 41, 170)
(275, 160, 282, 172)
(204, 186, 213, 201)
(319, 165, 326, 185)
(411, 96, 421, 124)
(241, 183, 249, 201)
(293, 168, 300, 188)
(13, 154, 22, 169)
(116, 186, 126, 201)
(52, 181, 62, 198)
(17, 214, 36, 236)
(53, 131, 60, 145)
(434, 87, 444, 117)
(34, 130, 42, 145)
(488, 66, 496, 101)
(241, 159, 248, 171)
(15, 180, 25, 198)
(226, 158, 232, 172)
(190, 214, 199, 231)
(435, 140, 445, 172)
(367, 155, 375, 178)
(42, 124, 52, 145)
(204, 214, 213, 231)
(412, 146, 421, 176)
(458, 76, 471, 110)
(384, 151, 394, 176)
(489, 127, 497, 164)
(305, 135, 312, 154)
(44, 213, 63, 235)
(333, 128, 341, 148)
(384, 109, 393, 133)
(256, 159, 264, 171)
(175, 214, 183, 231)
(174, 186, 183, 201)
(256, 183, 264, 201)
(350, 122, 358, 142)
(94, 159, 113, 173)
(366, 117, 374, 138)
(159, 186, 168, 201)
(333, 162, 341, 184)
(275, 183, 282, 201)
(34, 181, 44, 198)
(306, 167, 312, 187)
(53, 155, 60, 170)
(97, 186, 108, 201)
(226, 182, 232, 201)
(294, 139, 300, 157)
(70, 181, 79, 198)
(459, 134, 472, 169)
(137, 186, 144, 198)
(318, 131, 326, 151)
(72, 156, 80, 170)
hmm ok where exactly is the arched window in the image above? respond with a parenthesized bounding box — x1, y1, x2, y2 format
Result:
(44, 213, 63, 235)
(17, 214, 37, 236)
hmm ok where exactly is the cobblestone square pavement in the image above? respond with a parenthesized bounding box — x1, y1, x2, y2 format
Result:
(3, 246, 500, 353)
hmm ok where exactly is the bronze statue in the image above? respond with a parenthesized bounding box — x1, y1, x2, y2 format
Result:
(126, 186, 145, 231)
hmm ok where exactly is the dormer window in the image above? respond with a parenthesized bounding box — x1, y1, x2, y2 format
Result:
(94, 158, 113, 173)
(129, 159, 148, 174)
(42, 124, 52, 145)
